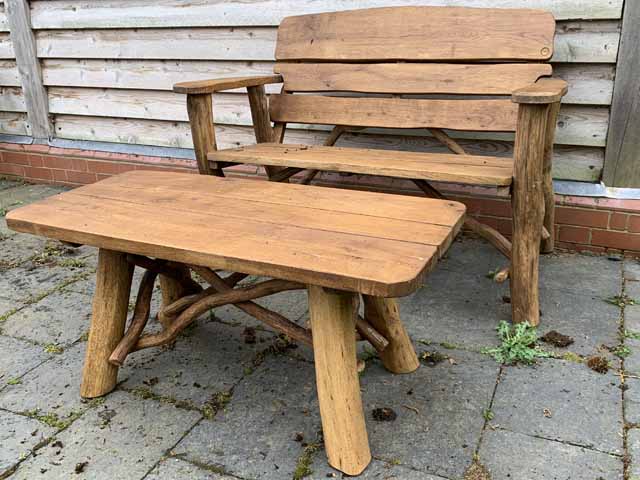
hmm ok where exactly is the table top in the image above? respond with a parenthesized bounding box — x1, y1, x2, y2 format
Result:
(6, 171, 465, 297)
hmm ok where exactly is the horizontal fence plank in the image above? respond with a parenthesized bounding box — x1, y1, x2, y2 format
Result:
(34, 22, 619, 63)
(46, 87, 608, 147)
(551, 20, 620, 63)
(0, 111, 28, 135)
(0, 32, 14, 58)
(553, 63, 614, 105)
(0, 86, 25, 111)
(35, 59, 614, 106)
(40, 59, 277, 92)
(0, 59, 19, 85)
(52, 114, 603, 182)
(27, 0, 624, 29)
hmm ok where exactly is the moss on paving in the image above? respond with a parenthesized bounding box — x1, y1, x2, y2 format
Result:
(292, 442, 321, 480)
(21, 408, 83, 430)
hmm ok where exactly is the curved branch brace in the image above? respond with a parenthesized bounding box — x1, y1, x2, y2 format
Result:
(109, 269, 158, 366)
(135, 277, 307, 351)
(126, 254, 202, 294)
(190, 265, 312, 345)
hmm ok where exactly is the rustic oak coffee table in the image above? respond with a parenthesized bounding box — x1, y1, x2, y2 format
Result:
(7, 171, 465, 475)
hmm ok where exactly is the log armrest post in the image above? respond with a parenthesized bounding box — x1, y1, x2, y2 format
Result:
(186, 93, 221, 176)
(510, 102, 551, 326)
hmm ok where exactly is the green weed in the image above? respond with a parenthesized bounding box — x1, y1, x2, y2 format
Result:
(482, 321, 551, 365)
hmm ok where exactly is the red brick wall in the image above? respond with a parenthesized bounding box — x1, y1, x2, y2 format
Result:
(2, 142, 640, 256)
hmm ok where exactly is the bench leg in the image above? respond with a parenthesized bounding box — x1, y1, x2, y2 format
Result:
(80, 249, 133, 398)
(362, 295, 419, 374)
(510, 103, 549, 326)
(308, 286, 371, 476)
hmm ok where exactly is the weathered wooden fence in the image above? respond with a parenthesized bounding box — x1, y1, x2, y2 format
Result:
(0, 0, 626, 183)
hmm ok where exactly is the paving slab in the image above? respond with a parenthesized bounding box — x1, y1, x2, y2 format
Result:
(479, 428, 623, 480)
(171, 354, 322, 480)
(357, 348, 498, 479)
(307, 459, 449, 479)
(400, 269, 510, 350)
(120, 319, 276, 408)
(145, 457, 238, 479)
(0, 343, 91, 419)
(0, 263, 87, 317)
(0, 183, 66, 211)
(535, 286, 621, 357)
(623, 378, 640, 425)
(1, 288, 93, 346)
(0, 233, 46, 267)
(175, 346, 497, 480)
(0, 409, 56, 478)
(628, 428, 640, 480)
(10, 390, 201, 480)
(0, 335, 49, 386)
(491, 359, 623, 455)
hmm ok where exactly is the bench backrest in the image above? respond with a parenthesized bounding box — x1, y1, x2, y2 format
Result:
(271, 7, 556, 133)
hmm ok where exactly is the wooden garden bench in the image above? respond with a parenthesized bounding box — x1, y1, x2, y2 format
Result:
(6, 170, 465, 475)
(174, 6, 568, 326)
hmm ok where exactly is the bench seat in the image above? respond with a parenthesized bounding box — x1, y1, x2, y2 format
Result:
(209, 143, 514, 186)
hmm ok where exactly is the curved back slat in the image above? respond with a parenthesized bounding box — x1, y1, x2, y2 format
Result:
(276, 7, 555, 62)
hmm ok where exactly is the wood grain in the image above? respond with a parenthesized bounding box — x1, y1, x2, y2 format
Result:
(362, 296, 419, 373)
(276, 63, 552, 95)
(510, 104, 550, 326)
(276, 7, 555, 62)
(186, 93, 218, 175)
(308, 285, 371, 475)
(209, 143, 513, 186)
(269, 94, 519, 132)
(80, 249, 133, 398)
(6, 171, 465, 297)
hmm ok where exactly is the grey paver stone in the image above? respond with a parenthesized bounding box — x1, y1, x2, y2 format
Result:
(146, 457, 238, 479)
(0, 343, 91, 419)
(120, 319, 276, 407)
(0, 335, 49, 385)
(0, 409, 56, 478)
(624, 378, 640, 425)
(491, 359, 623, 455)
(172, 354, 321, 480)
(308, 459, 449, 479)
(0, 183, 66, 210)
(628, 428, 640, 480)
(1, 288, 93, 346)
(10, 390, 200, 480)
(479, 428, 623, 480)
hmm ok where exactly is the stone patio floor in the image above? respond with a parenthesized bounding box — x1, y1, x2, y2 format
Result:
(0, 179, 638, 479)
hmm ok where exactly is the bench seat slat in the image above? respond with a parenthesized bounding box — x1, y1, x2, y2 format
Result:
(275, 63, 552, 95)
(269, 95, 519, 132)
(209, 144, 514, 186)
(6, 171, 465, 297)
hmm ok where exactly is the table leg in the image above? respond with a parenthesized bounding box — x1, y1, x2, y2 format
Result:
(80, 249, 133, 398)
(362, 296, 420, 374)
(308, 286, 371, 476)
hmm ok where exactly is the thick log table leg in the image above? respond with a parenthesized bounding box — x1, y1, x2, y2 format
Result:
(80, 249, 133, 398)
(362, 296, 419, 374)
(308, 286, 371, 476)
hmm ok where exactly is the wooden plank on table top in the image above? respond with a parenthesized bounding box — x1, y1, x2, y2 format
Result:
(210, 144, 513, 186)
(78, 180, 461, 245)
(96, 171, 467, 226)
(6, 190, 449, 297)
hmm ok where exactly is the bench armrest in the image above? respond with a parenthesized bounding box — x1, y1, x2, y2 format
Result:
(512, 78, 568, 104)
(174, 75, 283, 94)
